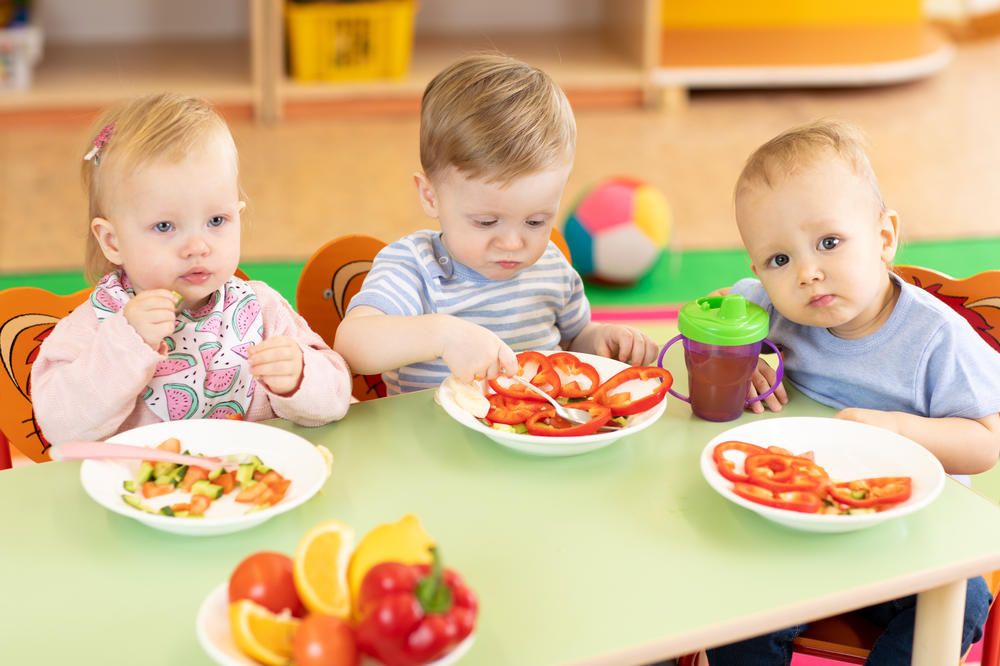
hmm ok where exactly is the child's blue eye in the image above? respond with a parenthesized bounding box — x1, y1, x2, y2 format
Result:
(208, 216, 226, 228)
(818, 237, 840, 250)
(153, 221, 173, 233)
(769, 254, 790, 268)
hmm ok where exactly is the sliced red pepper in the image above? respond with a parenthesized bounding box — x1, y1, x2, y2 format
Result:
(829, 477, 912, 508)
(547, 352, 601, 398)
(485, 394, 545, 425)
(712, 440, 768, 483)
(488, 351, 562, 401)
(524, 400, 612, 437)
(592, 366, 673, 416)
(731, 483, 823, 514)
(744, 453, 829, 494)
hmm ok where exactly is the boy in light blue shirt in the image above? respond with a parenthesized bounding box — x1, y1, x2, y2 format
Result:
(708, 119, 999, 664)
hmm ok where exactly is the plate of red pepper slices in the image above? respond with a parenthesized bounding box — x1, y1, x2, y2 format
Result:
(436, 351, 671, 457)
(700, 417, 945, 533)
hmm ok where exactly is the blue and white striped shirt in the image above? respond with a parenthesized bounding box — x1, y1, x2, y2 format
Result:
(348, 230, 591, 394)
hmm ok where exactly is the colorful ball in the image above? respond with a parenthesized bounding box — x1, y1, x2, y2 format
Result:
(562, 177, 672, 285)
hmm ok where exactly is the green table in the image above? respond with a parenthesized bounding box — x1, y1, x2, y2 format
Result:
(4, 356, 1000, 665)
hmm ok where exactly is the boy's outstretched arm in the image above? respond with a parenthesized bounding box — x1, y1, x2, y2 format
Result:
(836, 409, 1000, 475)
(334, 305, 518, 383)
(567, 322, 661, 366)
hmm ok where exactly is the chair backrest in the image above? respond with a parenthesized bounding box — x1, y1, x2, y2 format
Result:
(0, 286, 91, 465)
(893, 265, 1000, 352)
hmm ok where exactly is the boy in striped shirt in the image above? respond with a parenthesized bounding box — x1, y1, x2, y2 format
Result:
(335, 54, 659, 395)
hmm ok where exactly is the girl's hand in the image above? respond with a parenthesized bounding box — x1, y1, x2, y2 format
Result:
(439, 319, 518, 384)
(123, 289, 178, 350)
(746, 356, 787, 414)
(591, 324, 661, 366)
(249, 336, 304, 396)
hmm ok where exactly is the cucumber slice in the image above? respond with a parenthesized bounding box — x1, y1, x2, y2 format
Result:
(121, 494, 156, 514)
(191, 479, 223, 499)
(122, 480, 136, 493)
(135, 461, 154, 484)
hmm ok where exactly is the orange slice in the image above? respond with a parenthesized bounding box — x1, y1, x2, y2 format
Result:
(293, 519, 355, 618)
(228, 599, 299, 666)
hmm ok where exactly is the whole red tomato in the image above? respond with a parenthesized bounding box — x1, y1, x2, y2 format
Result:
(228, 551, 305, 617)
(293, 613, 359, 666)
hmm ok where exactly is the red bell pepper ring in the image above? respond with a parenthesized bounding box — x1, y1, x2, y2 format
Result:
(524, 400, 612, 437)
(712, 440, 768, 483)
(356, 547, 478, 666)
(592, 366, 673, 416)
(744, 453, 830, 494)
(731, 483, 823, 514)
(488, 351, 562, 401)
(829, 477, 912, 509)
(547, 351, 601, 398)
(485, 394, 545, 425)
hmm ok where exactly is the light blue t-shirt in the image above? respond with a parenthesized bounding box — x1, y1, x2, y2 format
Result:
(348, 230, 591, 394)
(733, 274, 1000, 419)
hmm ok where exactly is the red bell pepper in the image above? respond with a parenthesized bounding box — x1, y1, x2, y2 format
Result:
(592, 366, 673, 416)
(524, 400, 612, 437)
(356, 548, 478, 666)
(547, 352, 601, 398)
(829, 477, 912, 509)
(488, 351, 562, 401)
(485, 394, 545, 425)
(711, 440, 767, 483)
(731, 482, 823, 514)
(744, 453, 829, 494)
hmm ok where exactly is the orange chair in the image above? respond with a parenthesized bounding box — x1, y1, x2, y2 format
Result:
(295, 230, 573, 403)
(678, 266, 1000, 665)
(0, 286, 90, 469)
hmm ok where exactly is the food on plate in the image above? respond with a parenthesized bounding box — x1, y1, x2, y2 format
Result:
(293, 613, 360, 666)
(222, 516, 474, 666)
(451, 351, 672, 436)
(119, 437, 291, 517)
(347, 514, 435, 619)
(229, 550, 306, 618)
(294, 519, 355, 618)
(229, 598, 300, 666)
(356, 548, 478, 666)
(712, 440, 912, 515)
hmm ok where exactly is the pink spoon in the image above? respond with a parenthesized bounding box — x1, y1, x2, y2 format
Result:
(51, 441, 241, 471)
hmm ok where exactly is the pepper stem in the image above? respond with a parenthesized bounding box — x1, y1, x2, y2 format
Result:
(415, 546, 453, 614)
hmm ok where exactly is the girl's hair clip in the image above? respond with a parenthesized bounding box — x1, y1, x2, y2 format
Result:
(83, 123, 116, 163)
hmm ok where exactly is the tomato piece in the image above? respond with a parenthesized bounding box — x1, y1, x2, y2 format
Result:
(188, 493, 212, 515)
(141, 481, 174, 498)
(157, 437, 181, 453)
(524, 400, 612, 436)
(486, 394, 545, 425)
(179, 465, 208, 492)
(293, 613, 360, 666)
(712, 441, 768, 483)
(829, 477, 912, 508)
(229, 551, 306, 618)
(548, 352, 600, 398)
(488, 351, 562, 401)
(234, 482, 269, 503)
(592, 366, 672, 416)
(258, 470, 285, 486)
(731, 483, 822, 514)
(215, 470, 238, 494)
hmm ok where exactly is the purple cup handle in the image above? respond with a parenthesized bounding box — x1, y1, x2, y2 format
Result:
(744, 338, 784, 406)
(657, 334, 691, 403)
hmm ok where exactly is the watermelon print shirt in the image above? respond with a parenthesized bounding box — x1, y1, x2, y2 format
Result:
(90, 271, 264, 421)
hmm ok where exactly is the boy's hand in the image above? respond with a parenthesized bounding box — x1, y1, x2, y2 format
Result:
(592, 324, 661, 366)
(123, 289, 178, 350)
(835, 407, 899, 433)
(249, 336, 304, 396)
(440, 319, 518, 383)
(746, 356, 787, 413)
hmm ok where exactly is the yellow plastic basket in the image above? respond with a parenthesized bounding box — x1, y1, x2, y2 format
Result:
(286, 0, 416, 82)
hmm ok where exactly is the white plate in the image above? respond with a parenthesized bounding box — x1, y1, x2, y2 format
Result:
(436, 351, 668, 457)
(700, 417, 945, 533)
(80, 420, 328, 536)
(196, 582, 476, 666)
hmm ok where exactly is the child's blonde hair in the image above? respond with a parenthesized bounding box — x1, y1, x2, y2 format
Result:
(735, 118, 887, 216)
(419, 53, 576, 184)
(81, 93, 240, 283)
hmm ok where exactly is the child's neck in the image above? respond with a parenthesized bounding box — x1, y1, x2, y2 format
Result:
(828, 275, 900, 340)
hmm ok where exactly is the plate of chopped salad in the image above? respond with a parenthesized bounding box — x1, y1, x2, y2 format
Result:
(79, 419, 330, 536)
(435, 350, 670, 456)
(701, 417, 945, 533)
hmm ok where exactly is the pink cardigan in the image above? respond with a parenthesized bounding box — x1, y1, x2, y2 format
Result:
(31, 280, 352, 443)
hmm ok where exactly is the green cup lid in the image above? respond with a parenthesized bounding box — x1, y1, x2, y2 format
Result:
(677, 294, 770, 345)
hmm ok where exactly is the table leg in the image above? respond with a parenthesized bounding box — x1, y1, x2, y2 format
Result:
(912, 579, 967, 666)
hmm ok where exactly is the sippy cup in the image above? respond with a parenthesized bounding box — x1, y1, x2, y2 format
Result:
(658, 294, 783, 422)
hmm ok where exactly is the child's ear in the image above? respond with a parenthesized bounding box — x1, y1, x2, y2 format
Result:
(879, 209, 900, 264)
(413, 171, 439, 218)
(90, 217, 123, 265)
